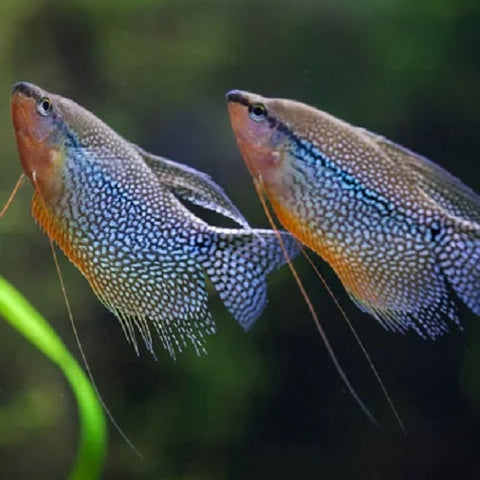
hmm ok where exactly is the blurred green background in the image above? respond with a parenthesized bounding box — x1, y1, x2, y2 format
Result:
(1, 0, 480, 478)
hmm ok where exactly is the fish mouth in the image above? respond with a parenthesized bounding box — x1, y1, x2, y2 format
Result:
(11, 81, 43, 100)
(226, 89, 250, 107)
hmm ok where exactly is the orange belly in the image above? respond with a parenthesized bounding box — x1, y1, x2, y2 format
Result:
(269, 195, 381, 307)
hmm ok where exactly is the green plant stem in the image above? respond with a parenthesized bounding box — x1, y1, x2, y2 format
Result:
(0, 275, 107, 480)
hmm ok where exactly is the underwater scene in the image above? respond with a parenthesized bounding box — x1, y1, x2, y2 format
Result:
(0, 1, 480, 478)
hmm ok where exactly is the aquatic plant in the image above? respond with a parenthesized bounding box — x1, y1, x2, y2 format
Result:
(0, 275, 106, 480)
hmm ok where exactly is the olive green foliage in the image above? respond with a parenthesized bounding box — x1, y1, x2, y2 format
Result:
(0, 0, 479, 479)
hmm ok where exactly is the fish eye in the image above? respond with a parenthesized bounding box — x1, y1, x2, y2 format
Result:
(36, 97, 52, 117)
(248, 103, 267, 122)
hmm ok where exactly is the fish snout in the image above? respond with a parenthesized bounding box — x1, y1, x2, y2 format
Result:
(11, 82, 46, 100)
(226, 90, 249, 106)
(12, 82, 34, 97)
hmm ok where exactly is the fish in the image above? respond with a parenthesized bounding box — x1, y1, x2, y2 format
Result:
(10, 82, 300, 358)
(226, 89, 480, 339)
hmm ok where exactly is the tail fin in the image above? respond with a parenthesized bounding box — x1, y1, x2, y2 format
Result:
(201, 229, 300, 330)
(441, 221, 480, 316)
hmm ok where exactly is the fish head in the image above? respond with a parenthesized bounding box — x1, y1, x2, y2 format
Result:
(226, 89, 298, 195)
(11, 82, 73, 205)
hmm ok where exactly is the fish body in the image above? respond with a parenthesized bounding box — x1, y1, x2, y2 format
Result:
(227, 90, 480, 338)
(10, 82, 299, 356)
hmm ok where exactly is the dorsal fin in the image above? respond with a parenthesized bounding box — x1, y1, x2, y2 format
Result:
(359, 128, 480, 224)
(135, 146, 251, 228)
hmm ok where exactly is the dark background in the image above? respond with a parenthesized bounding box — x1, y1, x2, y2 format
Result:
(0, 1, 479, 478)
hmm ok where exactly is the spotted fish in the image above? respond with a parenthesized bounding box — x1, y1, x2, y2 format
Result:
(10, 82, 299, 357)
(227, 90, 480, 339)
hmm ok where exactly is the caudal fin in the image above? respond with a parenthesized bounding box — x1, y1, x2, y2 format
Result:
(201, 229, 300, 330)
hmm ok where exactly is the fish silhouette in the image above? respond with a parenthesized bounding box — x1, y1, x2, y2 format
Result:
(10, 82, 299, 357)
(227, 90, 480, 339)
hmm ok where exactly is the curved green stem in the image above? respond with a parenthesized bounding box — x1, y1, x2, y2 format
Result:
(0, 275, 106, 480)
